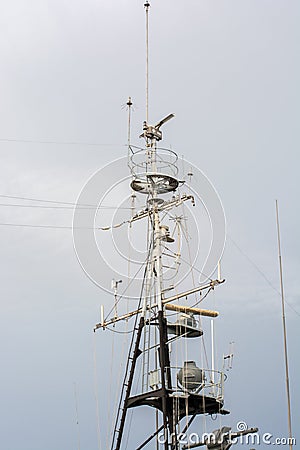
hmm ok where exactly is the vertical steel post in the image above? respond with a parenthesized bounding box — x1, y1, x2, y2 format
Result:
(276, 200, 293, 450)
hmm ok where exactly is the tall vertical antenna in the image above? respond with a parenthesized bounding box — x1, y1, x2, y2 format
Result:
(211, 319, 215, 393)
(74, 382, 81, 450)
(275, 200, 293, 450)
(127, 96, 133, 147)
(144, 2, 150, 122)
(127, 96, 133, 165)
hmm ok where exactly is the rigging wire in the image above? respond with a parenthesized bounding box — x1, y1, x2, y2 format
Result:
(176, 193, 211, 380)
(108, 298, 131, 447)
(123, 269, 150, 449)
(163, 243, 213, 282)
(190, 287, 213, 308)
(0, 222, 129, 230)
(124, 237, 132, 450)
(107, 316, 116, 448)
(166, 288, 213, 319)
(163, 205, 214, 281)
(0, 202, 133, 210)
(0, 194, 134, 209)
(0, 222, 82, 229)
(0, 220, 128, 230)
(228, 235, 300, 318)
(73, 383, 81, 450)
(110, 261, 148, 449)
(106, 327, 135, 335)
(124, 349, 144, 450)
(0, 194, 94, 206)
(104, 247, 152, 321)
(0, 137, 123, 146)
(93, 334, 102, 450)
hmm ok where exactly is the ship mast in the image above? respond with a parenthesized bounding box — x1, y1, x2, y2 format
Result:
(103, 3, 221, 448)
(93, 3, 258, 449)
(97, 4, 222, 449)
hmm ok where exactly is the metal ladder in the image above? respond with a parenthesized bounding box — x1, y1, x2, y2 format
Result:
(110, 316, 145, 450)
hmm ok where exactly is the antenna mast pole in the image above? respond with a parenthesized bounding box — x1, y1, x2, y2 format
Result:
(127, 96, 133, 148)
(144, 4, 176, 447)
(145, 2, 150, 122)
(275, 200, 293, 450)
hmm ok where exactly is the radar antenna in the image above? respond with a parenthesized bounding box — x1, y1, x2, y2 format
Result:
(139, 113, 175, 141)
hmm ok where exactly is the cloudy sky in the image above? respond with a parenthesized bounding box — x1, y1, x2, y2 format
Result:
(0, 0, 299, 449)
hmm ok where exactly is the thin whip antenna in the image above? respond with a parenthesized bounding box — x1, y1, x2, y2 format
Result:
(275, 200, 293, 450)
(74, 382, 81, 450)
(211, 319, 215, 394)
(127, 96, 133, 164)
(127, 96, 132, 146)
(144, 2, 150, 122)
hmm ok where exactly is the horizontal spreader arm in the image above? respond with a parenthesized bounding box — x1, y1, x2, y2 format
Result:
(94, 279, 224, 330)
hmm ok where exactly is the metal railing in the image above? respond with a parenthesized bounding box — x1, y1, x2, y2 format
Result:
(129, 145, 179, 179)
(148, 366, 226, 401)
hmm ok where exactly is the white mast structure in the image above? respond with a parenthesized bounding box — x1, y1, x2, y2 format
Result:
(93, 3, 259, 449)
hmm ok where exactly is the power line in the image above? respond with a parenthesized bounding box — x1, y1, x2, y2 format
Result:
(228, 235, 300, 318)
(0, 203, 131, 210)
(0, 195, 133, 209)
(0, 194, 135, 229)
(0, 138, 124, 146)
(0, 194, 92, 206)
(0, 222, 94, 230)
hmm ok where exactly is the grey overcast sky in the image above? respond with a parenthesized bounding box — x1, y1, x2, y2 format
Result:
(0, 0, 299, 449)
